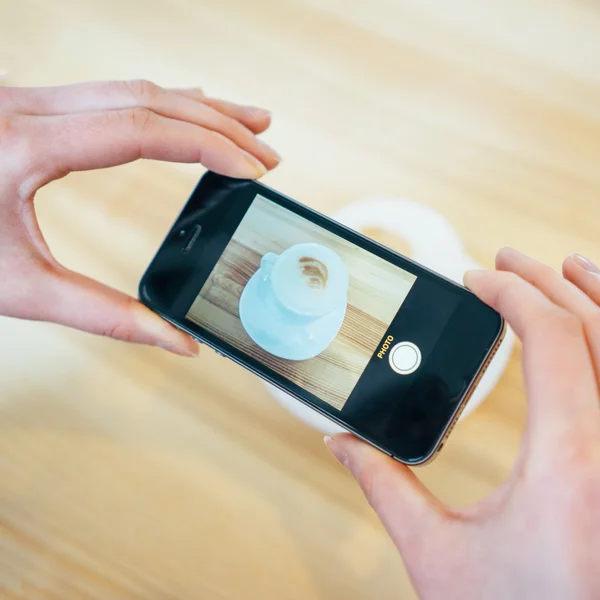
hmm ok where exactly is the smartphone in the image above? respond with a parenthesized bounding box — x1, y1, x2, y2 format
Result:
(139, 172, 505, 465)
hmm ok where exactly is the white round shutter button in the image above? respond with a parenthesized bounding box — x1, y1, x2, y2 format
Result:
(389, 342, 421, 375)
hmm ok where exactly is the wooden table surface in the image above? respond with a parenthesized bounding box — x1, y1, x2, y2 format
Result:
(1, 1, 599, 598)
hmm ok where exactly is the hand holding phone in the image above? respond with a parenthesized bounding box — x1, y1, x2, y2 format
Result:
(0, 80, 279, 356)
(329, 249, 600, 600)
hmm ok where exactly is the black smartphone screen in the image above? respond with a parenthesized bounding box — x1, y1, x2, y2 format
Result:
(140, 172, 504, 463)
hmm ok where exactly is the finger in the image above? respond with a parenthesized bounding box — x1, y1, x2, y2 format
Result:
(464, 269, 600, 444)
(325, 434, 450, 556)
(496, 248, 598, 316)
(173, 88, 272, 135)
(2, 82, 272, 134)
(25, 108, 267, 189)
(563, 254, 600, 305)
(3, 81, 280, 169)
(31, 265, 199, 356)
(497, 247, 600, 381)
(124, 81, 279, 168)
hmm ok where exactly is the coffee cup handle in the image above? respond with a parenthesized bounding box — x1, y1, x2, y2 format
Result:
(260, 252, 278, 278)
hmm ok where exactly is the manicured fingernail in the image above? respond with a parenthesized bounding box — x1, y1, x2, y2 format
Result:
(241, 151, 267, 177)
(324, 436, 349, 468)
(245, 106, 271, 119)
(571, 254, 600, 275)
(257, 138, 282, 162)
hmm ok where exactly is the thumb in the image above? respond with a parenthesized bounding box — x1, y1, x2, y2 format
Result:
(35, 267, 199, 356)
(325, 433, 450, 555)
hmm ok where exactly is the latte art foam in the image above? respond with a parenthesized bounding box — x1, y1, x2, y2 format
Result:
(298, 256, 329, 291)
(264, 243, 348, 317)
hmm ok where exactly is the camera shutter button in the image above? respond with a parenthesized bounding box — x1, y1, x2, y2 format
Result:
(389, 342, 421, 375)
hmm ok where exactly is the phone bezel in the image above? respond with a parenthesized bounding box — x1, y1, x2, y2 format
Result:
(139, 173, 505, 464)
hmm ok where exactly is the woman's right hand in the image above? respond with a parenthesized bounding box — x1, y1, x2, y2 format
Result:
(0, 80, 281, 355)
(327, 248, 600, 600)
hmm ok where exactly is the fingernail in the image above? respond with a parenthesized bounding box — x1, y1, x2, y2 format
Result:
(257, 138, 282, 162)
(571, 254, 600, 275)
(324, 436, 349, 468)
(158, 341, 199, 357)
(498, 246, 522, 257)
(463, 269, 487, 289)
(241, 151, 268, 177)
(244, 106, 271, 119)
(136, 306, 200, 356)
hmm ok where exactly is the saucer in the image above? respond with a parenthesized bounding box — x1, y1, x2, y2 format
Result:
(239, 271, 346, 361)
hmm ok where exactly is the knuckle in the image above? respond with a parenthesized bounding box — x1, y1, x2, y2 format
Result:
(126, 106, 155, 134)
(100, 298, 138, 342)
(0, 114, 18, 147)
(124, 79, 161, 104)
(0, 114, 37, 183)
(103, 322, 136, 342)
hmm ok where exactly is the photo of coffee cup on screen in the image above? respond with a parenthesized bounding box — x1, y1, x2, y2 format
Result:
(239, 242, 349, 361)
(186, 195, 416, 410)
